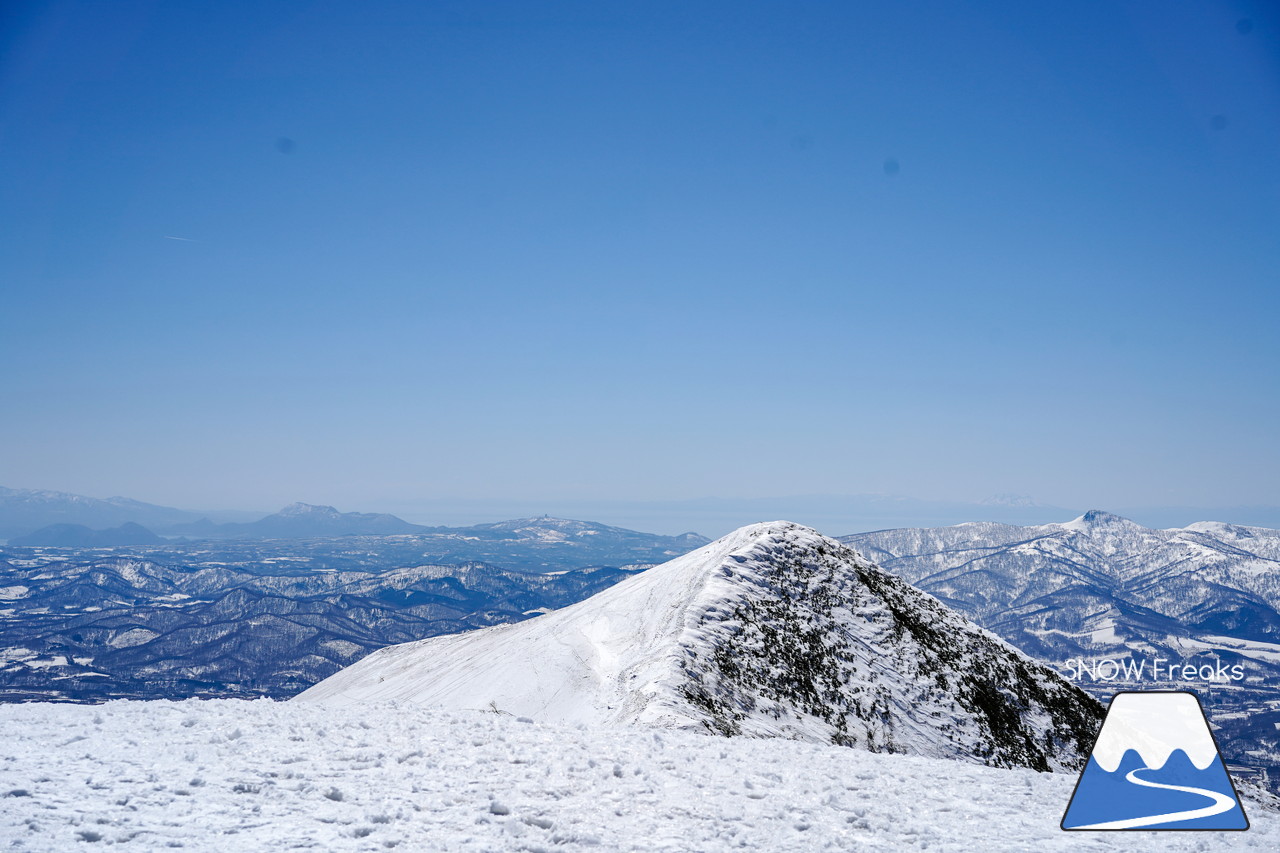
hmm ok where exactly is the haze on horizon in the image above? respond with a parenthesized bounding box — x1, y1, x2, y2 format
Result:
(3, 1, 1278, 523)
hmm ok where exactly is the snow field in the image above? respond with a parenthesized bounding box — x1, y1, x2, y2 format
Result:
(0, 698, 1276, 852)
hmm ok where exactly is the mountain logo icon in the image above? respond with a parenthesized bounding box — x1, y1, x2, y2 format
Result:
(1062, 690, 1249, 830)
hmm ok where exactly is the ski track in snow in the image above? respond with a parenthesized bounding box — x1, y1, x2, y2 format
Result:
(1, 700, 1275, 852)
(1069, 766, 1239, 830)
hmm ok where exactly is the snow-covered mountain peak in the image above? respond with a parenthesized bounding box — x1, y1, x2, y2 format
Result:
(299, 520, 1101, 771)
(1058, 509, 1140, 532)
(470, 516, 711, 549)
(0, 486, 95, 503)
(1182, 520, 1270, 542)
(277, 502, 341, 518)
(485, 515, 581, 528)
(693, 518, 810, 547)
(481, 516, 643, 535)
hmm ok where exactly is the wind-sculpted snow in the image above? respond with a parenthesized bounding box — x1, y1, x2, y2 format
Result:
(301, 522, 1103, 771)
(1, 699, 1276, 852)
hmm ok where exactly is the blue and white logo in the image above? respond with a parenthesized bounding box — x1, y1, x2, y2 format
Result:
(1062, 691, 1249, 830)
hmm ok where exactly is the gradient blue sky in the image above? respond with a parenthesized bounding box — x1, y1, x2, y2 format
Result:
(2, 1, 1278, 525)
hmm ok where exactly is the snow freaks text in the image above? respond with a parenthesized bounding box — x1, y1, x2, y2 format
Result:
(1061, 657, 1245, 684)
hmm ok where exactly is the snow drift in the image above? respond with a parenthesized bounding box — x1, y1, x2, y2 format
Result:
(298, 521, 1102, 770)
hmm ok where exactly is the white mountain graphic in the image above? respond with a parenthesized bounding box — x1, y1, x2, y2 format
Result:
(1062, 691, 1248, 831)
(1091, 692, 1220, 772)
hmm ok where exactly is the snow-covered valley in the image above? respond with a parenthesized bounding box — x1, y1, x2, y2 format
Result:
(3, 698, 1277, 852)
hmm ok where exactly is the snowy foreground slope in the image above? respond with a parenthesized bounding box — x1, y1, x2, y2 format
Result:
(2, 698, 1277, 852)
(300, 522, 1100, 771)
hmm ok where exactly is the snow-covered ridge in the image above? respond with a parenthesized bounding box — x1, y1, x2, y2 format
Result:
(298, 522, 792, 724)
(300, 521, 1102, 771)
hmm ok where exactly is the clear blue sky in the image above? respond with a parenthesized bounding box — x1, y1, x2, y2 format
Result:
(2, 0, 1278, 524)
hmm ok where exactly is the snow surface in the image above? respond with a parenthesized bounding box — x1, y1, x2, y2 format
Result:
(2, 698, 1275, 852)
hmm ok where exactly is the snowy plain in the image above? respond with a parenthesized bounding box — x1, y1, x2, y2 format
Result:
(2, 698, 1276, 852)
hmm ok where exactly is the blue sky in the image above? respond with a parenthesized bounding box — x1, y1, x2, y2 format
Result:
(2, 0, 1278, 528)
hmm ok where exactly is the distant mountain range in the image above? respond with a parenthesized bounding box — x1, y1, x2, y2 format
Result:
(6, 484, 1280, 542)
(0, 489, 714, 552)
(166, 502, 430, 539)
(6, 511, 709, 573)
(301, 521, 1102, 772)
(842, 510, 1280, 790)
(0, 556, 645, 702)
(843, 511, 1280, 662)
(0, 487, 198, 539)
(0, 514, 713, 702)
(5, 496, 1280, 787)
(0, 486, 257, 540)
(373, 495, 1280, 538)
(0, 489, 418, 542)
(0, 501, 429, 545)
(10, 522, 164, 548)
